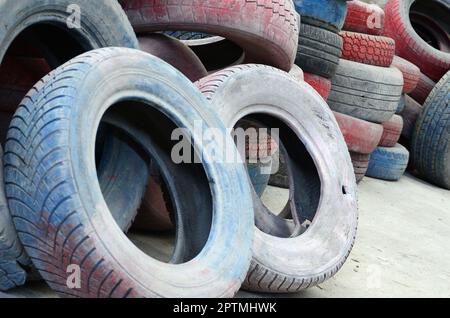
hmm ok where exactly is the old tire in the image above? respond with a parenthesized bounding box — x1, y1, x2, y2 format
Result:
(410, 72, 436, 105)
(384, 0, 450, 81)
(344, 0, 385, 35)
(304, 73, 331, 100)
(0, 0, 139, 292)
(340, 31, 395, 67)
(379, 115, 404, 147)
(392, 56, 421, 94)
(334, 111, 383, 154)
(366, 144, 410, 181)
(197, 64, 358, 293)
(4, 48, 254, 297)
(296, 23, 343, 79)
(400, 95, 423, 140)
(329, 59, 404, 124)
(121, 0, 299, 72)
(411, 70, 450, 189)
(350, 152, 371, 183)
(396, 94, 406, 114)
(293, 0, 349, 33)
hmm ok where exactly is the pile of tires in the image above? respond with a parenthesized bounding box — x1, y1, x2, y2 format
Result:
(0, 0, 359, 298)
(328, 0, 409, 182)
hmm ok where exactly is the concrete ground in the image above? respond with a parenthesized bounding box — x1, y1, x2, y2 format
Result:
(3, 173, 450, 298)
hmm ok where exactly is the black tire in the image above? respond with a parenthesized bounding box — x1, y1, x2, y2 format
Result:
(295, 23, 343, 79)
(329, 59, 404, 124)
(0, 0, 139, 291)
(197, 64, 358, 293)
(4, 48, 254, 297)
(366, 144, 410, 181)
(411, 70, 450, 189)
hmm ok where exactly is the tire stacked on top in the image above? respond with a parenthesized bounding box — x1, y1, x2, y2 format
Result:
(329, 0, 408, 182)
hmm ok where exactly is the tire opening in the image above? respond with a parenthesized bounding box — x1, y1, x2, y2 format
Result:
(97, 101, 213, 264)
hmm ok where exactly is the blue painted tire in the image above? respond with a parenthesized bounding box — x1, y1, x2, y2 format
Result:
(293, 0, 349, 32)
(4, 48, 254, 298)
(366, 144, 410, 181)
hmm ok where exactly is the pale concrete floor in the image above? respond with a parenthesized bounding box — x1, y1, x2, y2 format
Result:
(3, 173, 450, 298)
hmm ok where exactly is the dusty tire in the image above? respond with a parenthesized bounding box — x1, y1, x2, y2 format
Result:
(411, 70, 450, 189)
(289, 64, 305, 82)
(366, 144, 410, 181)
(329, 59, 404, 124)
(410, 72, 436, 105)
(400, 95, 423, 140)
(197, 64, 358, 293)
(350, 152, 371, 183)
(379, 115, 404, 147)
(138, 34, 207, 82)
(396, 94, 406, 114)
(296, 23, 343, 79)
(293, 0, 349, 33)
(304, 73, 331, 101)
(392, 56, 421, 94)
(334, 111, 383, 154)
(121, 0, 299, 72)
(384, 0, 450, 81)
(0, 0, 139, 292)
(4, 48, 254, 297)
(340, 31, 395, 67)
(344, 0, 385, 35)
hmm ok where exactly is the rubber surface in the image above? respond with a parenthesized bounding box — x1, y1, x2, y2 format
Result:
(296, 23, 343, 78)
(410, 72, 436, 105)
(384, 0, 450, 81)
(138, 34, 207, 82)
(400, 95, 423, 140)
(392, 56, 421, 94)
(411, 70, 450, 189)
(334, 111, 383, 154)
(344, 0, 385, 35)
(396, 94, 406, 114)
(350, 152, 371, 183)
(366, 144, 410, 181)
(340, 31, 395, 67)
(329, 59, 404, 124)
(304, 73, 331, 100)
(121, 0, 300, 72)
(0, 0, 139, 292)
(293, 0, 349, 32)
(197, 64, 358, 294)
(379, 115, 404, 147)
(4, 48, 254, 297)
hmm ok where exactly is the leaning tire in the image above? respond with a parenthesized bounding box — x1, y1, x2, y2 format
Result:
(329, 59, 404, 124)
(400, 95, 423, 140)
(379, 115, 404, 147)
(411, 70, 450, 189)
(391, 56, 421, 94)
(366, 144, 410, 181)
(293, 0, 349, 33)
(4, 48, 254, 297)
(197, 64, 358, 293)
(340, 31, 395, 67)
(410, 72, 436, 105)
(296, 23, 343, 79)
(344, 0, 385, 35)
(384, 0, 450, 81)
(120, 0, 300, 72)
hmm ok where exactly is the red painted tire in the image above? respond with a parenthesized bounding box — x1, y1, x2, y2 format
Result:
(138, 34, 207, 82)
(379, 114, 404, 147)
(384, 0, 450, 82)
(304, 72, 331, 100)
(120, 0, 299, 72)
(391, 56, 420, 94)
(334, 111, 383, 154)
(0, 57, 51, 112)
(350, 152, 371, 183)
(400, 95, 423, 140)
(344, 0, 385, 36)
(340, 31, 395, 67)
(409, 72, 436, 105)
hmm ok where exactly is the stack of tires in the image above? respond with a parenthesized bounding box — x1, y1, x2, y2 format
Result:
(383, 0, 450, 189)
(0, 0, 359, 298)
(329, 0, 408, 182)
